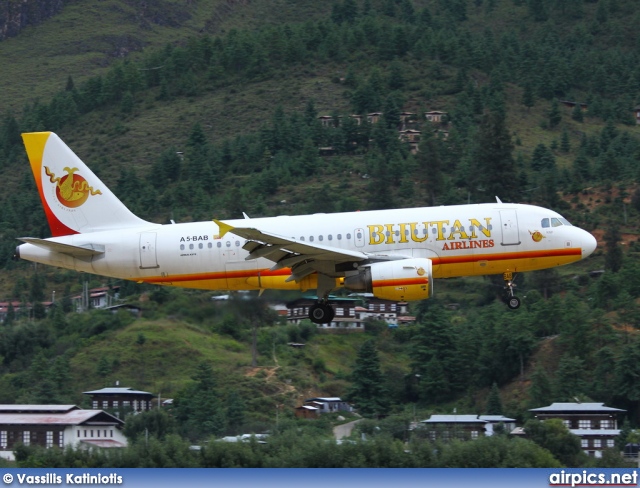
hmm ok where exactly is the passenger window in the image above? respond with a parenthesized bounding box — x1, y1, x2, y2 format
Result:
(235, 240, 240, 246)
(328, 235, 333, 241)
(189, 244, 194, 250)
(346, 233, 352, 239)
(337, 234, 342, 240)
(551, 218, 562, 227)
(357, 232, 362, 239)
(226, 241, 231, 247)
(180, 244, 185, 251)
(208, 242, 212, 248)
(310, 236, 314, 242)
(217, 242, 221, 248)
(198, 243, 203, 249)
(319, 235, 323, 241)
(300, 236, 305, 241)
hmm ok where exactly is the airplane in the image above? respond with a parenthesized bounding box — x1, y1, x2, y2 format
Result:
(15, 132, 597, 323)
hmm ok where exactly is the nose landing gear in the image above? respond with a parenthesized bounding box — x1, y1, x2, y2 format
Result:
(504, 271, 521, 309)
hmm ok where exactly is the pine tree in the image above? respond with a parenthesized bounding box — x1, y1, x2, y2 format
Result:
(528, 365, 553, 409)
(554, 354, 586, 401)
(522, 82, 535, 110)
(485, 382, 503, 415)
(560, 128, 571, 152)
(472, 109, 519, 203)
(604, 223, 623, 273)
(346, 340, 389, 418)
(548, 99, 561, 128)
(226, 391, 246, 433)
(175, 362, 227, 439)
(417, 136, 444, 206)
(571, 103, 584, 122)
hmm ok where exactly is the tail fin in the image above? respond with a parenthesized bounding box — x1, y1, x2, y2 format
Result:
(22, 132, 152, 236)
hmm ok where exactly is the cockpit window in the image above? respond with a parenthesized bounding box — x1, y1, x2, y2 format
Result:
(542, 217, 573, 228)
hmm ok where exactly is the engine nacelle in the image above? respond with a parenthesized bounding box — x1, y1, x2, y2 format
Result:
(344, 258, 433, 301)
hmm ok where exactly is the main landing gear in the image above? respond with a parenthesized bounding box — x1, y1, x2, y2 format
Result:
(503, 271, 521, 310)
(309, 300, 335, 324)
(308, 274, 336, 324)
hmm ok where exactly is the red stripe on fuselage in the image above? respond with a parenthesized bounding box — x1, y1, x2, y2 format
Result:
(142, 248, 582, 284)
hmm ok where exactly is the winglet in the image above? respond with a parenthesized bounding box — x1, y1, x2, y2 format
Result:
(213, 219, 234, 239)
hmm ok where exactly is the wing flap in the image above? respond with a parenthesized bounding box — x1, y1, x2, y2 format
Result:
(214, 219, 367, 263)
(214, 219, 369, 283)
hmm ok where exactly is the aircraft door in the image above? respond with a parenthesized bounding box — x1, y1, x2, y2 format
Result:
(499, 210, 521, 246)
(139, 233, 159, 269)
(354, 228, 365, 247)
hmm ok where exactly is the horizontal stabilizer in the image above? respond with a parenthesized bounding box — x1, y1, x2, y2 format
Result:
(18, 238, 105, 257)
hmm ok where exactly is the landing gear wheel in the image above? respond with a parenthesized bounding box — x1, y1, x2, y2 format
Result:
(503, 271, 521, 310)
(507, 296, 521, 310)
(309, 303, 335, 324)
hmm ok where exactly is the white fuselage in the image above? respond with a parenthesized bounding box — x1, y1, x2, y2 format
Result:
(17, 202, 596, 293)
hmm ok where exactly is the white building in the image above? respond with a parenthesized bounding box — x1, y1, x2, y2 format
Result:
(0, 405, 126, 461)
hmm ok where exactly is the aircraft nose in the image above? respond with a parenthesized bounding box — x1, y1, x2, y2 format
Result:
(582, 231, 597, 258)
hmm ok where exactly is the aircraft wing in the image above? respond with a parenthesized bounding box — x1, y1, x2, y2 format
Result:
(214, 219, 368, 282)
(18, 238, 105, 257)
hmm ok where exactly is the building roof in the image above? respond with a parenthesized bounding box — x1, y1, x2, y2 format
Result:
(0, 410, 124, 426)
(530, 403, 625, 414)
(479, 415, 516, 422)
(0, 405, 78, 413)
(305, 397, 343, 403)
(83, 387, 154, 397)
(423, 415, 486, 424)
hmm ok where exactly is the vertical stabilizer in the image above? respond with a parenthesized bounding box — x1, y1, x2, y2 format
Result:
(22, 132, 152, 236)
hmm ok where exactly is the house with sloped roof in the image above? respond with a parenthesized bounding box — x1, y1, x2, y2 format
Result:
(303, 397, 354, 414)
(0, 405, 126, 461)
(529, 402, 625, 458)
(420, 414, 517, 441)
(83, 386, 155, 412)
(286, 295, 414, 332)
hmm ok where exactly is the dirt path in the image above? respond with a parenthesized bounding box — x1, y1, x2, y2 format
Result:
(333, 419, 363, 440)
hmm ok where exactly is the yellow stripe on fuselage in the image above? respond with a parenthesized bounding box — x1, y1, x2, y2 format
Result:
(137, 248, 583, 291)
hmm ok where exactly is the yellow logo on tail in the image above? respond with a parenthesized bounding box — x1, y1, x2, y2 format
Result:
(45, 166, 102, 208)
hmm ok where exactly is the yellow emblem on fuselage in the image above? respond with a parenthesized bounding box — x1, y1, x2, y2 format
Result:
(529, 230, 545, 242)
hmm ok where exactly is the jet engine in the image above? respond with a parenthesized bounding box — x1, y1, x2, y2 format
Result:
(344, 258, 433, 301)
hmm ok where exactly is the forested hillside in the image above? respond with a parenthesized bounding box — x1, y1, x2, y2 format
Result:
(1, 0, 640, 467)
